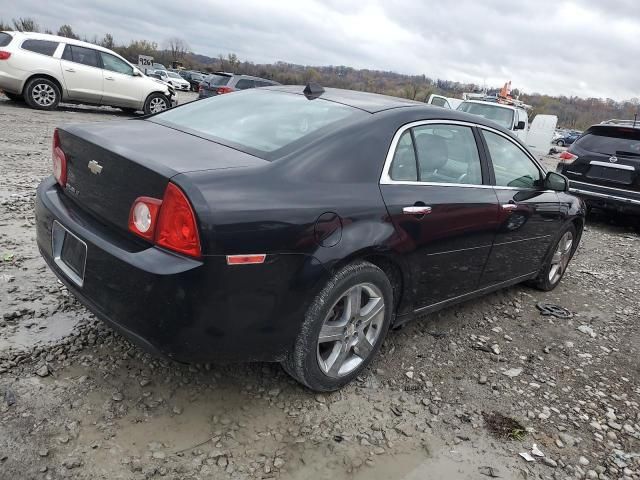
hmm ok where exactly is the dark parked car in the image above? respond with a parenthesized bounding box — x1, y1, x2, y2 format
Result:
(554, 132, 581, 147)
(198, 72, 279, 98)
(35, 85, 584, 391)
(185, 72, 204, 92)
(557, 120, 640, 214)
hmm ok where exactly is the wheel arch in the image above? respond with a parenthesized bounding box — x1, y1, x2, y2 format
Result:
(23, 73, 64, 97)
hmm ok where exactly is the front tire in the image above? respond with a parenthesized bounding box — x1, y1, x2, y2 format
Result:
(529, 223, 577, 291)
(24, 77, 60, 110)
(556, 139, 565, 147)
(283, 261, 393, 392)
(143, 93, 170, 115)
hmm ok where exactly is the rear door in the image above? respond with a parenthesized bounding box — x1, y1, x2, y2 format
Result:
(563, 127, 640, 193)
(479, 128, 564, 285)
(98, 51, 142, 108)
(60, 44, 103, 102)
(380, 121, 499, 310)
(526, 114, 558, 152)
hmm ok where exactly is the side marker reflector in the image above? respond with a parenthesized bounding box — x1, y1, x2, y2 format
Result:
(226, 254, 266, 265)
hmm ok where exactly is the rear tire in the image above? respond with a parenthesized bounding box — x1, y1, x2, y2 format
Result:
(3, 92, 23, 102)
(282, 261, 393, 392)
(143, 93, 170, 115)
(529, 223, 578, 291)
(556, 139, 565, 147)
(24, 77, 60, 110)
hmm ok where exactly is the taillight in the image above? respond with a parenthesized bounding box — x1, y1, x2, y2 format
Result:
(156, 183, 201, 257)
(559, 151, 577, 163)
(52, 129, 67, 187)
(198, 84, 203, 92)
(0, 51, 10, 60)
(128, 183, 201, 258)
(217, 86, 233, 94)
(128, 197, 162, 241)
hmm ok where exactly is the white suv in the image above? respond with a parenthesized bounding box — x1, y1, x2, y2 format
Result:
(0, 31, 176, 114)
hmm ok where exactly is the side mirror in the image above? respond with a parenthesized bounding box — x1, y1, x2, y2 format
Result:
(133, 69, 142, 77)
(545, 171, 569, 192)
(515, 120, 526, 130)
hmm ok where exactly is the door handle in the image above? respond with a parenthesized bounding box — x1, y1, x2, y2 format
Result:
(65, 68, 75, 72)
(501, 204, 518, 211)
(105, 76, 115, 81)
(403, 206, 433, 215)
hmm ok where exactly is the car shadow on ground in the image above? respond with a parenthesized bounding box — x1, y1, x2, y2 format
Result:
(0, 97, 136, 117)
(586, 208, 639, 233)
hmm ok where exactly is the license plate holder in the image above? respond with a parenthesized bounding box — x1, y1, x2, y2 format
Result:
(52, 221, 87, 287)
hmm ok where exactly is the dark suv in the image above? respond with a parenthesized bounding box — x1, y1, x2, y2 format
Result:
(198, 73, 279, 99)
(557, 120, 640, 214)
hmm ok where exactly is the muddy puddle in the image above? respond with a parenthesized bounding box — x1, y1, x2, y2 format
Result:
(0, 311, 82, 353)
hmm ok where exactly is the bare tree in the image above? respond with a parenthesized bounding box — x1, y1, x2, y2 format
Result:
(0, 19, 11, 31)
(12, 17, 40, 32)
(165, 37, 190, 61)
(57, 24, 79, 39)
(101, 33, 114, 49)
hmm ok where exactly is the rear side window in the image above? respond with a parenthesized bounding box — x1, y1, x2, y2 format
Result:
(204, 74, 230, 86)
(389, 131, 418, 181)
(152, 89, 366, 158)
(22, 39, 59, 56)
(255, 81, 273, 87)
(0, 32, 13, 47)
(235, 79, 256, 90)
(575, 130, 640, 156)
(62, 45, 100, 68)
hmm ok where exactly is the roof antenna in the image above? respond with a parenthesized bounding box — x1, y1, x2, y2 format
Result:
(303, 82, 324, 99)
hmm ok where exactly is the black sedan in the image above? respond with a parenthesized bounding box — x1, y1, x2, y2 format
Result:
(35, 85, 584, 391)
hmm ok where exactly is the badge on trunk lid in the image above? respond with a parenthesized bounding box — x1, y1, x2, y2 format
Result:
(609, 156, 618, 163)
(88, 160, 103, 175)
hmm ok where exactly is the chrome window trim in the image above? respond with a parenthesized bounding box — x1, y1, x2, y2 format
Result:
(570, 188, 640, 206)
(380, 119, 546, 188)
(569, 180, 640, 196)
(589, 160, 635, 171)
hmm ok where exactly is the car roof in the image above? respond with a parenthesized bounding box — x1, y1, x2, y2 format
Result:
(5, 31, 118, 55)
(263, 85, 423, 113)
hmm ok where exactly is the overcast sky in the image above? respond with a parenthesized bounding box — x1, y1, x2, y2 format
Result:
(3, 0, 639, 100)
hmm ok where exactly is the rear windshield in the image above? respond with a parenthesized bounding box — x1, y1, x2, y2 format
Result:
(151, 89, 366, 159)
(0, 32, 12, 47)
(576, 128, 640, 156)
(457, 102, 514, 130)
(204, 74, 231, 86)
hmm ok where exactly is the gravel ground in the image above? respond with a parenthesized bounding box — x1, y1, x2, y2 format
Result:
(0, 91, 639, 480)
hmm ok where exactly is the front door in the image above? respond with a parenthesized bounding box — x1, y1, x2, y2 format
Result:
(60, 44, 103, 103)
(479, 129, 564, 286)
(380, 122, 500, 310)
(98, 51, 142, 108)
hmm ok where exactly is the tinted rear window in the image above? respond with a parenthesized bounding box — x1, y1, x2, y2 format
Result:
(22, 39, 59, 56)
(151, 89, 366, 159)
(0, 32, 12, 47)
(576, 129, 640, 156)
(204, 74, 231, 86)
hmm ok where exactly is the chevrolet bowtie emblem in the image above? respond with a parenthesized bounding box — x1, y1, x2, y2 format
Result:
(88, 160, 103, 175)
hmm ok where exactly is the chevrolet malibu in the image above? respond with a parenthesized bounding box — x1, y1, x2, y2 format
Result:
(35, 85, 584, 391)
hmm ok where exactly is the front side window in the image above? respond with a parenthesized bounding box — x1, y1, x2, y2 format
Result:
(22, 39, 58, 56)
(411, 124, 483, 185)
(62, 45, 99, 68)
(99, 52, 133, 75)
(482, 130, 541, 189)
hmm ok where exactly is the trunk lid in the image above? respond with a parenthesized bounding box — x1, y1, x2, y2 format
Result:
(58, 119, 266, 232)
(565, 126, 640, 192)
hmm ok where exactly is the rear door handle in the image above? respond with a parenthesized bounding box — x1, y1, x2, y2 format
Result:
(105, 76, 114, 81)
(403, 206, 433, 215)
(65, 68, 75, 73)
(501, 204, 518, 211)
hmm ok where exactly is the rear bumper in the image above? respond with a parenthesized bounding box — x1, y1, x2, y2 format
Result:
(35, 177, 329, 362)
(568, 180, 640, 214)
(0, 69, 24, 95)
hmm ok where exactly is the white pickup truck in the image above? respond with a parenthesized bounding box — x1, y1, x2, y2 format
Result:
(427, 94, 557, 154)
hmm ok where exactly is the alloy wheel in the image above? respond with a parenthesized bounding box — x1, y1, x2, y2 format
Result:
(548, 231, 573, 284)
(149, 97, 168, 113)
(316, 283, 385, 378)
(32, 83, 57, 107)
